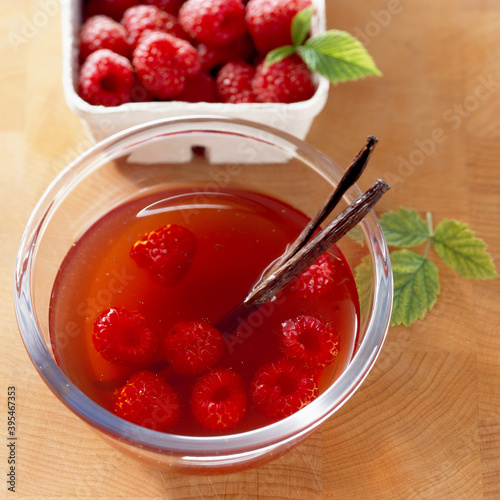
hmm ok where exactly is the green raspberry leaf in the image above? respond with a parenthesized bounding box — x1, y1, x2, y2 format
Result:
(432, 219, 498, 279)
(291, 6, 314, 46)
(298, 30, 382, 84)
(265, 45, 297, 66)
(390, 250, 440, 327)
(380, 207, 431, 248)
(354, 255, 372, 319)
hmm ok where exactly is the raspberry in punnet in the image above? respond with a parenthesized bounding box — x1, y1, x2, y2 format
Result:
(253, 55, 316, 103)
(143, 0, 185, 16)
(121, 5, 189, 49)
(93, 307, 161, 365)
(216, 61, 257, 103)
(280, 315, 340, 369)
(132, 31, 201, 100)
(130, 222, 197, 286)
(171, 35, 201, 76)
(250, 357, 319, 419)
(191, 369, 247, 431)
(113, 371, 180, 431)
(175, 72, 219, 102)
(196, 34, 255, 72)
(78, 49, 134, 106)
(289, 253, 336, 299)
(83, 0, 138, 22)
(164, 320, 224, 375)
(245, 0, 312, 54)
(179, 0, 247, 48)
(131, 75, 155, 102)
(79, 15, 130, 62)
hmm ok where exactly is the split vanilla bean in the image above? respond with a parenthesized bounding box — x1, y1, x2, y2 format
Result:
(214, 178, 390, 335)
(246, 179, 390, 305)
(265, 135, 378, 275)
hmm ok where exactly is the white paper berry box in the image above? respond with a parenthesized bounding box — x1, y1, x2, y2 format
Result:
(61, 0, 329, 162)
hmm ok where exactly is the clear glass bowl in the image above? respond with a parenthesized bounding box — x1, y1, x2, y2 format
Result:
(14, 116, 392, 473)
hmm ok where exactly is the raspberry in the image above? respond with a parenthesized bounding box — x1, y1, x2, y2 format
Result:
(245, 0, 313, 54)
(191, 369, 247, 430)
(216, 61, 257, 103)
(121, 5, 189, 49)
(83, 0, 138, 22)
(250, 358, 318, 419)
(131, 75, 155, 102)
(130, 223, 197, 286)
(280, 315, 340, 369)
(143, 0, 185, 16)
(133, 31, 201, 99)
(171, 35, 201, 76)
(175, 72, 218, 102)
(164, 320, 224, 375)
(196, 34, 255, 72)
(79, 15, 130, 62)
(252, 55, 316, 103)
(93, 307, 160, 365)
(289, 253, 336, 299)
(113, 371, 180, 431)
(78, 49, 134, 106)
(179, 0, 247, 48)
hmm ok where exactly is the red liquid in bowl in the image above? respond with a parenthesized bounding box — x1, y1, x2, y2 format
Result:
(49, 187, 359, 436)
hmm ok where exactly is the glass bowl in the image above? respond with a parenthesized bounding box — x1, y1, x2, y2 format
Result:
(14, 116, 392, 473)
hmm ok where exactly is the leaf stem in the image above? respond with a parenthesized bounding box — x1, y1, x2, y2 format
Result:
(423, 239, 432, 260)
(426, 211, 434, 236)
(423, 211, 434, 259)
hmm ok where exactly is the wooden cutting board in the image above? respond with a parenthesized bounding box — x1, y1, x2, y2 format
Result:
(1, 0, 499, 497)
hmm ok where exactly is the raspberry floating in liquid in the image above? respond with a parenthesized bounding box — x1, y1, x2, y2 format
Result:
(280, 315, 340, 369)
(113, 370, 180, 431)
(289, 253, 336, 299)
(191, 369, 247, 431)
(93, 307, 160, 366)
(250, 357, 319, 419)
(164, 320, 224, 375)
(130, 223, 197, 286)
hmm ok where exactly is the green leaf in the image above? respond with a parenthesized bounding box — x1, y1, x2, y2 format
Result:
(380, 207, 431, 248)
(432, 219, 498, 279)
(291, 6, 314, 46)
(390, 250, 440, 327)
(298, 30, 382, 84)
(354, 255, 373, 319)
(265, 45, 297, 66)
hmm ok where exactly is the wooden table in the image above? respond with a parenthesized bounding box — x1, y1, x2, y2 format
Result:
(2, 1, 499, 498)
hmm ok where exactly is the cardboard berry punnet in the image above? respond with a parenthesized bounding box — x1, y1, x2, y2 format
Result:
(61, 0, 329, 156)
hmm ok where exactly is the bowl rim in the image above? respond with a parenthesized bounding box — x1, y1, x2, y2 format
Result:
(14, 115, 393, 458)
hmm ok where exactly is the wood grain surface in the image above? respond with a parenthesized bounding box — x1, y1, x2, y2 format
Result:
(1, 1, 500, 498)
